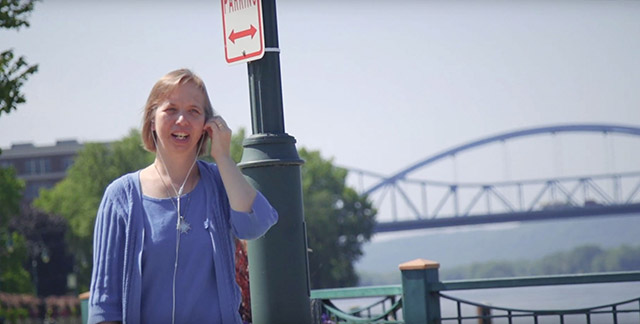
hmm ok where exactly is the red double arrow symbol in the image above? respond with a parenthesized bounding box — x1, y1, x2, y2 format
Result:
(228, 25, 257, 44)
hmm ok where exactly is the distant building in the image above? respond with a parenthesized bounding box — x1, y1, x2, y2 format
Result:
(0, 140, 84, 202)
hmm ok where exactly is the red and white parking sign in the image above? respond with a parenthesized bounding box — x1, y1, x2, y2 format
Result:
(221, 0, 265, 64)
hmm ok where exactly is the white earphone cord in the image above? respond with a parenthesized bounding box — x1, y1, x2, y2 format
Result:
(152, 133, 203, 324)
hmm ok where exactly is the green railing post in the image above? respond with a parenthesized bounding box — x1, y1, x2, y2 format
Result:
(79, 291, 89, 324)
(399, 259, 441, 324)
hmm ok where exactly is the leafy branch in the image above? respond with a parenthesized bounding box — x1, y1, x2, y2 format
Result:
(0, 0, 38, 30)
(0, 50, 38, 115)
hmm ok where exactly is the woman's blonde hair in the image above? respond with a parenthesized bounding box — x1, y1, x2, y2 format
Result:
(141, 69, 215, 155)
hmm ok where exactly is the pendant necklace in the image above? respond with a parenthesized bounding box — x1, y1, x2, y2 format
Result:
(151, 131, 202, 234)
(155, 162, 195, 234)
(151, 133, 204, 324)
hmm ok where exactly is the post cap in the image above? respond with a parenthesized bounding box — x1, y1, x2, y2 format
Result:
(398, 258, 440, 271)
(79, 291, 90, 300)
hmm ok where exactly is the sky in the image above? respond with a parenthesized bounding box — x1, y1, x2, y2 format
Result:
(2, 0, 640, 201)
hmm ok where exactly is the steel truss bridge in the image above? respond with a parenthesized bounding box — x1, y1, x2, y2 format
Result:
(344, 124, 640, 233)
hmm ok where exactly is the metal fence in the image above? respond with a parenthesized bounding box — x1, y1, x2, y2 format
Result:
(310, 259, 640, 324)
(439, 292, 640, 324)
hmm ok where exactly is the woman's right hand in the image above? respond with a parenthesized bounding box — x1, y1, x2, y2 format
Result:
(205, 116, 232, 162)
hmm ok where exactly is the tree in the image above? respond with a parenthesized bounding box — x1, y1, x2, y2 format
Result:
(0, 231, 33, 294)
(0, 166, 22, 228)
(35, 129, 153, 290)
(0, 166, 33, 293)
(229, 132, 377, 288)
(299, 148, 377, 289)
(230, 127, 246, 163)
(200, 127, 245, 164)
(0, 0, 40, 292)
(1, 0, 39, 116)
(9, 204, 72, 296)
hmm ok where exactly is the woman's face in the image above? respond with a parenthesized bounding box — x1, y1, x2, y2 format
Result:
(152, 81, 207, 156)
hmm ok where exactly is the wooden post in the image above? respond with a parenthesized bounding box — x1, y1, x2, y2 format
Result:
(399, 259, 441, 324)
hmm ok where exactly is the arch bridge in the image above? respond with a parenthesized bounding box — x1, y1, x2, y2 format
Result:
(344, 124, 640, 233)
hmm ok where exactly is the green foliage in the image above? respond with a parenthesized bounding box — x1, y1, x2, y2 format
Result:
(363, 244, 640, 285)
(441, 244, 640, 280)
(0, 0, 38, 29)
(35, 129, 153, 290)
(0, 232, 34, 294)
(36, 143, 109, 241)
(0, 144, 32, 295)
(0, 0, 39, 115)
(197, 127, 245, 164)
(299, 148, 376, 289)
(9, 204, 70, 296)
(0, 166, 23, 228)
(0, 51, 38, 115)
(230, 131, 377, 288)
(534, 245, 605, 275)
(0, 306, 29, 322)
(230, 127, 246, 163)
(111, 129, 156, 178)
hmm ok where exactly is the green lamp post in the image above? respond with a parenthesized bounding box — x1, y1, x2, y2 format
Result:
(238, 0, 312, 323)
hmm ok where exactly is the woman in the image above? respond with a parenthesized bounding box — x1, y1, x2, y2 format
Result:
(88, 69, 278, 324)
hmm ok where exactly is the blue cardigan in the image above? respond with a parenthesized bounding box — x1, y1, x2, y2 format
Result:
(88, 161, 278, 324)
